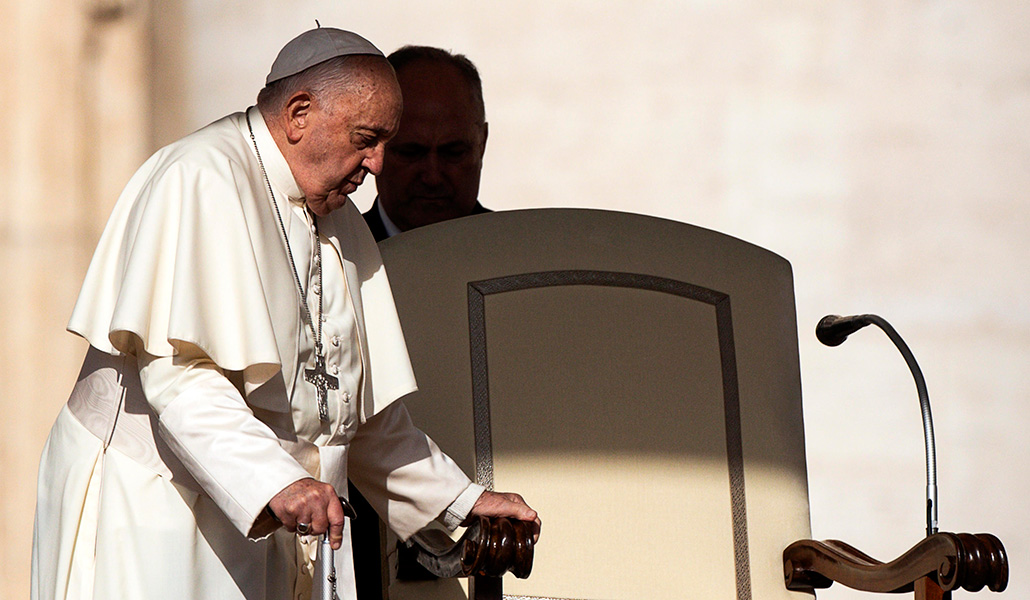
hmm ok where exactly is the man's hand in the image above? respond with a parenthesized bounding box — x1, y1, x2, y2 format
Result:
(267, 478, 346, 549)
(469, 490, 541, 542)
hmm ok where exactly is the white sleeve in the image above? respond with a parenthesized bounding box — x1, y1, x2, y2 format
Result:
(439, 482, 487, 530)
(346, 400, 476, 541)
(136, 342, 311, 537)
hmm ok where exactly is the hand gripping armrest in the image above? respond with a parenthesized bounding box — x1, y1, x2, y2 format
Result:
(397, 515, 534, 581)
(784, 532, 1008, 596)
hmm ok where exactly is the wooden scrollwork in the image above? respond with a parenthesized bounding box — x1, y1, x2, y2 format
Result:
(784, 532, 1008, 596)
(397, 515, 534, 581)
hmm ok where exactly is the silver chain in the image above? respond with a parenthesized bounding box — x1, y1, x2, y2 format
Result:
(246, 111, 325, 357)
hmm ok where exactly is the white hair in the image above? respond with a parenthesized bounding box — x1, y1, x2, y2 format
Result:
(256, 55, 387, 115)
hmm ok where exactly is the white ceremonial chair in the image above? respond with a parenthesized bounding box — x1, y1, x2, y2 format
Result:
(358, 208, 1006, 600)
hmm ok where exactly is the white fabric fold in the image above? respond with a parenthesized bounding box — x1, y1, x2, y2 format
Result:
(138, 346, 312, 535)
(67, 108, 416, 416)
(441, 483, 486, 530)
(69, 130, 288, 392)
(347, 401, 473, 541)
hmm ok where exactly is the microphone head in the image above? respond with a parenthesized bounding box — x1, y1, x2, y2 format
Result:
(816, 314, 870, 346)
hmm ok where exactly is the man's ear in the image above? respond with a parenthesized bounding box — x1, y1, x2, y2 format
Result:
(284, 91, 313, 144)
(478, 122, 489, 158)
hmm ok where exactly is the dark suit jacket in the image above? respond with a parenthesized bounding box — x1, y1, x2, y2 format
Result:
(362, 198, 492, 242)
(351, 196, 491, 600)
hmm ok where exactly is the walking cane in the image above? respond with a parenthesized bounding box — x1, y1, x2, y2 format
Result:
(312, 533, 339, 600)
(311, 496, 357, 600)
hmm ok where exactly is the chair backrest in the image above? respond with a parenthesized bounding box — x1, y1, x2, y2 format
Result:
(378, 208, 812, 600)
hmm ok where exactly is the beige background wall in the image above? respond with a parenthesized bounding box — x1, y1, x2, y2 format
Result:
(1, 0, 152, 598)
(3, 2, 1027, 599)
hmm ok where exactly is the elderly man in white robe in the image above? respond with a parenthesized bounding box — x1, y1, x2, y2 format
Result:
(31, 27, 539, 600)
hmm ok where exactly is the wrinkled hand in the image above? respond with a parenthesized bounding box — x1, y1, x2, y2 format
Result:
(468, 490, 541, 543)
(267, 478, 345, 549)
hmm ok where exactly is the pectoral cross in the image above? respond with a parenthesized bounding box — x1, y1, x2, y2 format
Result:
(305, 353, 339, 423)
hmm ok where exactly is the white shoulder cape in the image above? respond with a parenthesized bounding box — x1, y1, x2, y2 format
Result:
(68, 110, 416, 419)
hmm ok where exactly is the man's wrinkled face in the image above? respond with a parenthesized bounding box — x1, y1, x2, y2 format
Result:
(375, 60, 487, 231)
(296, 63, 403, 216)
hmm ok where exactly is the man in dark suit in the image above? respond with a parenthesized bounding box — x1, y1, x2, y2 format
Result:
(355, 46, 493, 598)
(364, 46, 490, 242)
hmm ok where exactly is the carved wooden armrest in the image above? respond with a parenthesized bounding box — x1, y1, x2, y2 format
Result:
(784, 532, 1008, 596)
(397, 515, 534, 581)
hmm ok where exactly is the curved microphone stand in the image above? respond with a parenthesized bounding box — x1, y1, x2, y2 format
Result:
(816, 313, 938, 536)
(785, 315, 1008, 599)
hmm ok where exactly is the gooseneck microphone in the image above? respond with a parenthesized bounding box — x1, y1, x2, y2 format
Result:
(815, 314, 873, 346)
(816, 314, 939, 536)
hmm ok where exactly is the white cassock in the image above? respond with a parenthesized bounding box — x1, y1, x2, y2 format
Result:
(31, 107, 482, 600)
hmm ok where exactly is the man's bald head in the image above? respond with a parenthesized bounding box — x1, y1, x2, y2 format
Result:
(388, 46, 486, 124)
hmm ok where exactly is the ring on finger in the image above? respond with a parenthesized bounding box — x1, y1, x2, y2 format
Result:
(296, 522, 311, 535)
